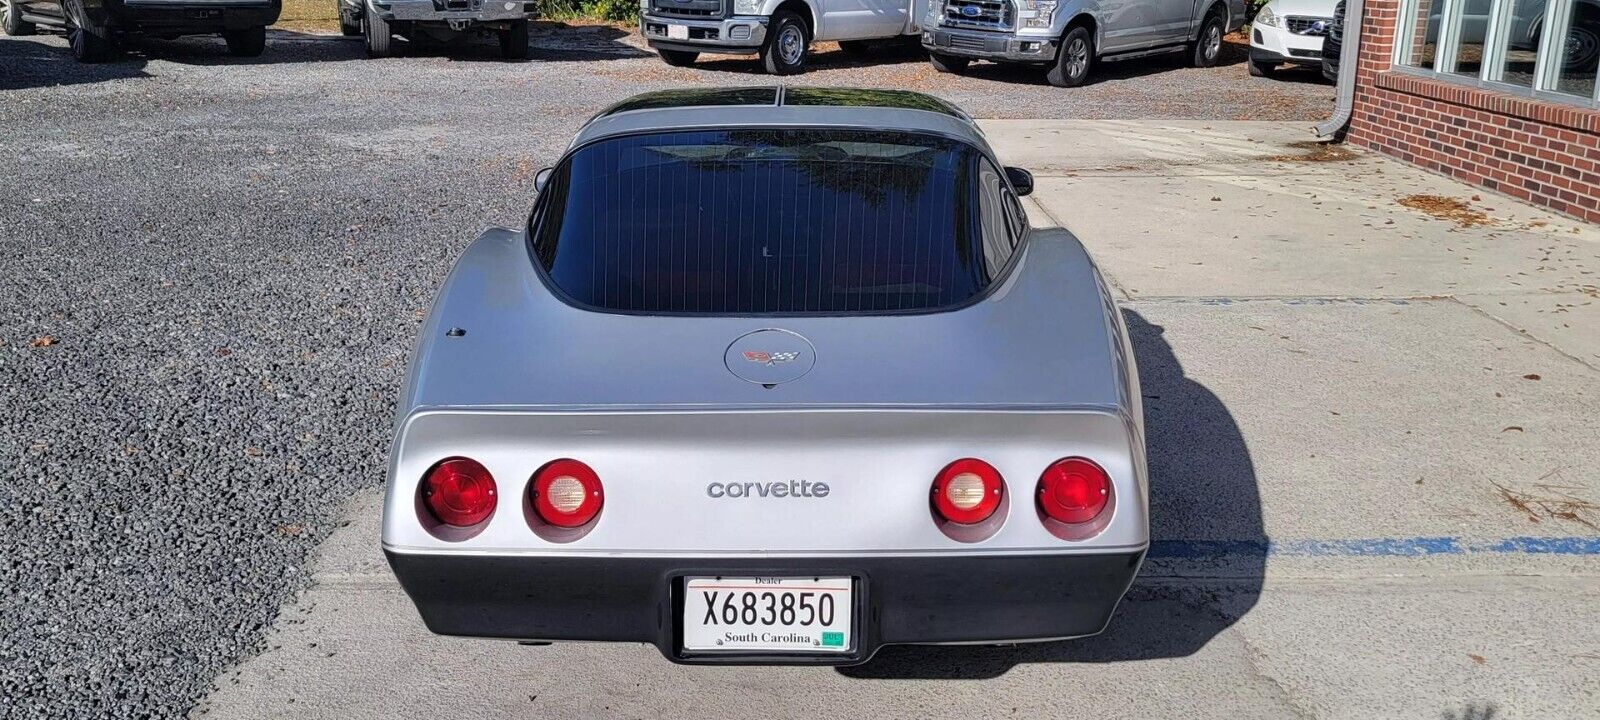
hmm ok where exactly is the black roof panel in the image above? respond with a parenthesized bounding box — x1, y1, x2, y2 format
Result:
(780, 87, 969, 119)
(599, 87, 778, 116)
(596, 87, 969, 121)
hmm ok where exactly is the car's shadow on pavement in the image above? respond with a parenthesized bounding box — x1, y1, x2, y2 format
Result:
(528, 22, 653, 61)
(0, 35, 152, 89)
(840, 309, 1267, 680)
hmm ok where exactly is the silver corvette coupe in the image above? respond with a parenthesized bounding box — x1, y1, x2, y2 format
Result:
(383, 87, 1148, 665)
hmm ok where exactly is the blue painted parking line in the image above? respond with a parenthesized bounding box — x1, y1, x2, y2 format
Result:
(1149, 536, 1600, 558)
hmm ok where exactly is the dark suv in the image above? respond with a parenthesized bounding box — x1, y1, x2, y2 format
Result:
(1, 0, 281, 62)
(1321, 0, 1342, 81)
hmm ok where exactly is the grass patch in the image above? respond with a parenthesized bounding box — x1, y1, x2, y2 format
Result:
(533, 0, 638, 21)
(274, 0, 339, 31)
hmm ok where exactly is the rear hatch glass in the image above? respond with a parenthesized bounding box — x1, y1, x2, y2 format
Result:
(531, 128, 1015, 315)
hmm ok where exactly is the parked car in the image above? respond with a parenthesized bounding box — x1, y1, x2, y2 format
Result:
(1248, 0, 1334, 77)
(922, 0, 1246, 87)
(1320, 0, 1342, 81)
(639, 0, 923, 74)
(383, 87, 1150, 665)
(337, 0, 535, 59)
(1, 0, 279, 62)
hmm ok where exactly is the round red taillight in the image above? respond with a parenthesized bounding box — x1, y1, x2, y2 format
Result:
(932, 458, 1004, 525)
(531, 459, 603, 528)
(421, 457, 497, 527)
(1037, 457, 1110, 524)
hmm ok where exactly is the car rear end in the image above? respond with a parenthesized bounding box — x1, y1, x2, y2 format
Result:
(101, 0, 280, 34)
(383, 111, 1147, 664)
(387, 409, 1145, 663)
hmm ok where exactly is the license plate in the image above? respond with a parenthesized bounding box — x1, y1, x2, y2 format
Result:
(682, 577, 853, 653)
(666, 23, 689, 39)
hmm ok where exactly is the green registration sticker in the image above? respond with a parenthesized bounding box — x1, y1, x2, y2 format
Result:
(821, 632, 844, 647)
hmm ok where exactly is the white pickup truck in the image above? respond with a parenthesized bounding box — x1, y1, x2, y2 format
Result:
(640, 0, 1245, 85)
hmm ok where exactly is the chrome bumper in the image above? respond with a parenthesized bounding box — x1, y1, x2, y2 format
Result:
(374, 0, 530, 22)
(640, 13, 768, 52)
(921, 27, 1059, 62)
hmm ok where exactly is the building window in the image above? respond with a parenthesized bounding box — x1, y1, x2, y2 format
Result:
(1486, 0, 1549, 88)
(1393, 0, 1600, 105)
(1546, 0, 1600, 97)
(1398, 0, 1444, 68)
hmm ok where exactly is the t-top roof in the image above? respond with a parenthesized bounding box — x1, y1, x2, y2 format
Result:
(596, 86, 971, 121)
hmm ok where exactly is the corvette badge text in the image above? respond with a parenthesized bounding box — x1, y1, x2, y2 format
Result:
(706, 480, 830, 498)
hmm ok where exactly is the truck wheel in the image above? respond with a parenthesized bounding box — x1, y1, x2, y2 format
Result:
(1562, 13, 1598, 72)
(69, 22, 116, 62)
(2, 0, 38, 36)
(339, 4, 361, 36)
(928, 52, 967, 74)
(761, 9, 808, 75)
(1248, 58, 1274, 77)
(1188, 8, 1225, 67)
(363, 8, 393, 58)
(657, 48, 698, 66)
(224, 25, 267, 56)
(838, 39, 871, 57)
(1046, 25, 1092, 87)
(499, 18, 529, 60)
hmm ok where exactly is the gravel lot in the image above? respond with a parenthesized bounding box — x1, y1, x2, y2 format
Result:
(0, 25, 1330, 720)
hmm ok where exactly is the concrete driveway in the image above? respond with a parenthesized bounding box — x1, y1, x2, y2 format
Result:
(192, 121, 1600, 720)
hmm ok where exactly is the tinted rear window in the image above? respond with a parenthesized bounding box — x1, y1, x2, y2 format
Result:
(531, 129, 1015, 315)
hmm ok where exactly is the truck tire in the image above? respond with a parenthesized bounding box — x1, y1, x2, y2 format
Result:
(1046, 25, 1092, 87)
(2, 0, 37, 36)
(339, 3, 361, 36)
(69, 22, 116, 62)
(838, 39, 871, 57)
(928, 52, 968, 74)
(1561, 10, 1598, 72)
(657, 48, 698, 66)
(500, 18, 529, 60)
(224, 25, 267, 56)
(1188, 7, 1224, 67)
(761, 9, 808, 75)
(1248, 58, 1274, 77)
(363, 8, 393, 58)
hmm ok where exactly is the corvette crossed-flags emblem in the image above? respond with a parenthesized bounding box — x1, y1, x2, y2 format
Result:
(742, 351, 800, 365)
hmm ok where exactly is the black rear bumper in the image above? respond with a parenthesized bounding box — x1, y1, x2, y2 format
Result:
(98, 0, 281, 32)
(386, 548, 1145, 665)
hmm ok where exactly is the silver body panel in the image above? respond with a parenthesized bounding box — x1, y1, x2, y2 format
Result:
(382, 104, 1147, 561)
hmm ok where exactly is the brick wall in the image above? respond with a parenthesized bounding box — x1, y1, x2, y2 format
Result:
(1344, 0, 1600, 222)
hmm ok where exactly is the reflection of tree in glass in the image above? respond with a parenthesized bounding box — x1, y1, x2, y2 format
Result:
(705, 129, 952, 208)
(603, 88, 779, 115)
(781, 87, 966, 118)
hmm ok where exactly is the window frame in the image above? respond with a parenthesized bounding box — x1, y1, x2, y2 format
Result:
(1392, 0, 1600, 107)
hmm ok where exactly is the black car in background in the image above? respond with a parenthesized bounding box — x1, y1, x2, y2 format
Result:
(1, 0, 280, 62)
(1322, 0, 1343, 81)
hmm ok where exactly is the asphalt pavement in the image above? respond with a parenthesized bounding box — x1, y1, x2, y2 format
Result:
(4, 24, 1597, 720)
